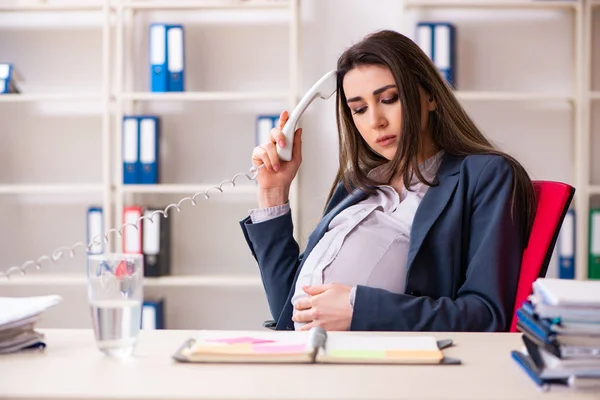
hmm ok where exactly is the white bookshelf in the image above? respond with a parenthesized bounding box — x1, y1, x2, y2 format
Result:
(119, 91, 289, 101)
(0, 273, 262, 287)
(403, 0, 588, 280)
(586, 0, 599, 280)
(120, 0, 290, 11)
(404, 0, 579, 10)
(119, 184, 257, 195)
(0, 184, 104, 194)
(0, 4, 104, 12)
(0, 0, 299, 329)
(0, 93, 103, 102)
(454, 91, 574, 102)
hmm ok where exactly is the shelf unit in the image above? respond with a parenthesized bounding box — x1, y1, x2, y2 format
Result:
(0, 0, 299, 330)
(0, 273, 262, 287)
(403, 0, 588, 280)
(404, 0, 578, 10)
(119, 184, 258, 195)
(0, 3, 104, 12)
(0, 184, 104, 194)
(112, 0, 301, 255)
(0, 93, 103, 102)
(120, 0, 290, 11)
(0, 0, 113, 279)
(119, 91, 289, 101)
(453, 91, 574, 102)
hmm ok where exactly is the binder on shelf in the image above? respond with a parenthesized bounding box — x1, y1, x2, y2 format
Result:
(149, 23, 168, 92)
(589, 209, 600, 280)
(557, 209, 575, 279)
(416, 22, 456, 88)
(139, 116, 160, 185)
(0, 63, 21, 94)
(142, 207, 171, 277)
(123, 206, 143, 255)
(86, 207, 104, 255)
(255, 115, 279, 146)
(123, 116, 140, 185)
(167, 24, 185, 92)
(142, 298, 165, 330)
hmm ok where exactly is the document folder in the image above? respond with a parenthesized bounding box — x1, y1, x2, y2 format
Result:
(86, 207, 104, 255)
(557, 209, 575, 279)
(256, 115, 279, 146)
(150, 23, 168, 92)
(123, 206, 143, 255)
(167, 24, 185, 92)
(142, 207, 171, 277)
(138, 116, 159, 185)
(123, 116, 140, 184)
(416, 22, 456, 88)
(142, 299, 165, 330)
(0, 63, 21, 94)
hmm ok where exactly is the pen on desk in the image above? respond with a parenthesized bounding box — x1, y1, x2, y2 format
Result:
(308, 326, 327, 361)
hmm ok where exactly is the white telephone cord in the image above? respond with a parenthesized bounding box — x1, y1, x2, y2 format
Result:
(0, 165, 263, 279)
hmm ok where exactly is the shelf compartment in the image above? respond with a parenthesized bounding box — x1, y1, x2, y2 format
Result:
(0, 184, 104, 194)
(121, 0, 289, 11)
(119, 91, 289, 102)
(0, 93, 104, 102)
(454, 91, 574, 102)
(404, 0, 578, 10)
(0, 273, 263, 287)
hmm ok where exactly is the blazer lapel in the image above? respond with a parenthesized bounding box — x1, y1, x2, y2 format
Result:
(303, 188, 368, 258)
(406, 153, 462, 270)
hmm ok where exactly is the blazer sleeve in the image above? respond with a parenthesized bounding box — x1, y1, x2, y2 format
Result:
(350, 156, 525, 332)
(240, 181, 349, 322)
(240, 211, 301, 320)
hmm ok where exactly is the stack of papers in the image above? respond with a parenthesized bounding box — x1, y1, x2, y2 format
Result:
(0, 295, 62, 354)
(511, 278, 600, 389)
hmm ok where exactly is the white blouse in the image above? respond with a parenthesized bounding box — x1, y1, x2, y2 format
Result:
(248, 152, 444, 331)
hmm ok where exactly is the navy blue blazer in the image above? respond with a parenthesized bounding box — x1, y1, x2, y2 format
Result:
(240, 153, 527, 332)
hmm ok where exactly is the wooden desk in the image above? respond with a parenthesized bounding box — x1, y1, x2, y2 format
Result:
(0, 329, 598, 400)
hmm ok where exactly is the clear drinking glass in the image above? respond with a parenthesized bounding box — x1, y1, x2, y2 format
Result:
(87, 253, 144, 358)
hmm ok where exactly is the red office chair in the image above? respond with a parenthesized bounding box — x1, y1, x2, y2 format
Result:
(509, 180, 575, 332)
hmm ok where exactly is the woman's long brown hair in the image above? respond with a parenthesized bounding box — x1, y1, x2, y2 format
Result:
(327, 29, 536, 240)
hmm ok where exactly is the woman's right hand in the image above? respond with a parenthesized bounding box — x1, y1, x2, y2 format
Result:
(252, 110, 303, 208)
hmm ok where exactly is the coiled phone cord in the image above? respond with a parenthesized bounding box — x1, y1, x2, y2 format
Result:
(0, 165, 264, 279)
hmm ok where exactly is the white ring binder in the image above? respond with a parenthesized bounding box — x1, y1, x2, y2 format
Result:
(0, 166, 261, 279)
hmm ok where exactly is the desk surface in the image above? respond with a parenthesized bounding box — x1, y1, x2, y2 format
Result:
(0, 329, 599, 400)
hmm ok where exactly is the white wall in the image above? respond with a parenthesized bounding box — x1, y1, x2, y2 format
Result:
(0, 0, 588, 329)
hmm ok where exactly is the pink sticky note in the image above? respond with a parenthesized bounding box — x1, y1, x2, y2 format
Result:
(205, 337, 276, 345)
(251, 343, 307, 354)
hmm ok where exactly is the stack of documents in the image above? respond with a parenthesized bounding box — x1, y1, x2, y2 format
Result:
(511, 278, 600, 389)
(0, 295, 62, 354)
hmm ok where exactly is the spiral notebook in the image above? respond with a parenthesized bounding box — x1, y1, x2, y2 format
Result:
(172, 327, 460, 365)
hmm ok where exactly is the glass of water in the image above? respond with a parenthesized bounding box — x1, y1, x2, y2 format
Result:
(87, 253, 144, 358)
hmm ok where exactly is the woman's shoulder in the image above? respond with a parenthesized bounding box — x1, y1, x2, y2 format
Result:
(454, 153, 514, 177)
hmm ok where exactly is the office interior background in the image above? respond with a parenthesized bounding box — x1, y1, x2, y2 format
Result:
(0, 0, 598, 331)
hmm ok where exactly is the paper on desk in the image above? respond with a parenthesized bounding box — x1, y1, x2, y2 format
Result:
(0, 295, 62, 329)
(0, 329, 44, 354)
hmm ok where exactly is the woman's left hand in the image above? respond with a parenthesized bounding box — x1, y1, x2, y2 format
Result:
(292, 283, 353, 331)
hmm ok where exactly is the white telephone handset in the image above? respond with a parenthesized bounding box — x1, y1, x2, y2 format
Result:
(277, 70, 337, 162)
(0, 70, 339, 278)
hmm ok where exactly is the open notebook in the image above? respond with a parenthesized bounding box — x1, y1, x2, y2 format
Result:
(172, 327, 460, 365)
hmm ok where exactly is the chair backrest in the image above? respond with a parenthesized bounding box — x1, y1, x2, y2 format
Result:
(509, 180, 575, 332)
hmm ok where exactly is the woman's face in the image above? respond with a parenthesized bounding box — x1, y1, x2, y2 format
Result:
(342, 64, 433, 160)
